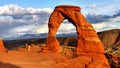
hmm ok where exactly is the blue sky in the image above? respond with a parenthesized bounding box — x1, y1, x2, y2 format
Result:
(0, 0, 120, 39)
(0, 0, 119, 8)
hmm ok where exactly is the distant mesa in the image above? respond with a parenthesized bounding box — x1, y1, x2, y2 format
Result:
(41, 5, 110, 68)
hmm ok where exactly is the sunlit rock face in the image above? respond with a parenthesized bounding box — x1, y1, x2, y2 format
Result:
(42, 5, 110, 68)
(0, 38, 6, 51)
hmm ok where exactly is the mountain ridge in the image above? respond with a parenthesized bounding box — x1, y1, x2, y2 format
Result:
(3, 29, 120, 50)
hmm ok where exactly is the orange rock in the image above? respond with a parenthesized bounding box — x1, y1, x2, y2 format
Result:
(41, 5, 110, 68)
(55, 55, 110, 68)
(46, 5, 104, 54)
(0, 38, 6, 52)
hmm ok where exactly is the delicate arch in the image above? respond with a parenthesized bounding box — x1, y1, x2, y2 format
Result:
(43, 5, 104, 56)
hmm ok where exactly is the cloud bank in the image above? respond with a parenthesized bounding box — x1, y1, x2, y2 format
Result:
(0, 4, 119, 39)
(86, 10, 120, 23)
(86, 9, 120, 31)
(0, 4, 52, 38)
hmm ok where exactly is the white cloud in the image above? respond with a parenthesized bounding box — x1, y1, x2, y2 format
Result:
(40, 8, 53, 13)
(92, 23, 106, 29)
(11, 25, 35, 33)
(92, 23, 107, 31)
(84, 2, 120, 15)
(0, 4, 52, 39)
(0, 4, 53, 15)
(57, 22, 76, 34)
(109, 16, 120, 22)
(92, 22, 120, 32)
(0, 4, 24, 15)
(88, 4, 96, 9)
(36, 25, 48, 34)
(0, 16, 13, 23)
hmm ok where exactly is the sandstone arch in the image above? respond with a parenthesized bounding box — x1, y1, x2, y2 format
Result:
(45, 5, 104, 55)
(41, 5, 110, 68)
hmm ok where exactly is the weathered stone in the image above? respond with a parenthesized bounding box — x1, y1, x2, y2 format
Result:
(55, 55, 110, 68)
(42, 5, 110, 68)
(46, 5, 104, 54)
(0, 38, 6, 51)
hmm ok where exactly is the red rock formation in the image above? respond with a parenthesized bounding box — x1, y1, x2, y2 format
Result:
(55, 55, 110, 68)
(98, 29, 120, 48)
(0, 38, 6, 51)
(42, 5, 110, 68)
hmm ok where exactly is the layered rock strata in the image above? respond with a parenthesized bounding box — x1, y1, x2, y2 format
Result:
(42, 5, 110, 68)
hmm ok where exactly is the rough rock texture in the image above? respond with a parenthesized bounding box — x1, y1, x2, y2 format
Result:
(55, 55, 109, 68)
(105, 53, 120, 68)
(41, 5, 110, 68)
(0, 38, 6, 51)
(46, 5, 104, 54)
(98, 29, 120, 49)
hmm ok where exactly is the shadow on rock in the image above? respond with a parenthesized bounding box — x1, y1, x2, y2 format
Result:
(0, 61, 21, 68)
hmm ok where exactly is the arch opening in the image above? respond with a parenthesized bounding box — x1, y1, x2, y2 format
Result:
(57, 19, 76, 35)
(56, 19, 77, 46)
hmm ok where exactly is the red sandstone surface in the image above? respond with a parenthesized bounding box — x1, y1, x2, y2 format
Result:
(0, 45, 109, 68)
(0, 51, 65, 68)
(0, 38, 6, 51)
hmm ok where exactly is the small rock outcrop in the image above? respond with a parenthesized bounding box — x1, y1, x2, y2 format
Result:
(0, 38, 6, 51)
(42, 5, 110, 68)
